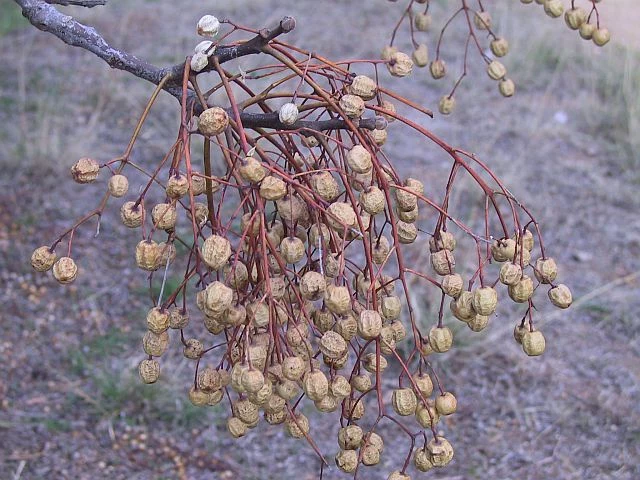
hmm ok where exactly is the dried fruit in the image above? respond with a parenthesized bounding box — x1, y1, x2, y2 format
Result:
(339, 94, 365, 118)
(120, 201, 144, 228)
(472, 287, 498, 316)
(183, 338, 203, 359)
(358, 309, 383, 340)
(429, 326, 453, 353)
(430, 59, 446, 79)
(151, 203, 177, 231)
(335, 449, 358, 473)
(438, 95, 455, 115)
(238, 156, 267, 183)
(499, 78, 515, 97)
(319, 331, 348, 359)
(490, 37, 509, 57)
(442, 274, 463, 298)
(346, 145, 373, 174)
(138, 359, 160, 384)
(435, 392, 457, 415)
(415, 12, 432, 31)
(548, 284, 572, 308)
(412, 43, 429, 67)
(197, 15, 220, 37)
(279, 102, 299, 125)
(431, 249, 455, 275)
(534, 257, 558, 284)
(108, 174, 129, 197)
(71, 157, 99, 183)
(427, 436, 454, 467)
(388, 51, 413, 77)
(392, 388, 418, 416)
(349, 75, 377, 100)
(487, 60, 507, 80)
(259, 175, 287, 200)
(199, 107, 229, 136)
(146, 307, 169, 334)
(474, 11, 492, 30)
(522, 329, 546, 356)
(201, 235, 231, 270)
(544, 0, 564, 18)
(31, 246, 57, 272)
(285, 413, 310, 439)
(508, 275, 534, 303)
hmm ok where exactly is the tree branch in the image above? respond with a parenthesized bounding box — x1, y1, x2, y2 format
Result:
(45, 0, 106, 7)
(13, 0, 295, 101)
(13, 1, 368, 135)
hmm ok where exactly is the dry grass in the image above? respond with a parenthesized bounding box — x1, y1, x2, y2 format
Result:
(0, 1, 638, 479)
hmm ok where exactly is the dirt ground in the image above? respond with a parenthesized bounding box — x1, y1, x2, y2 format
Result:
(0, 1, 639, 479)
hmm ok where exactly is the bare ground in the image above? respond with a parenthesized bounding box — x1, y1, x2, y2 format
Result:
(0, 1, 639, 479)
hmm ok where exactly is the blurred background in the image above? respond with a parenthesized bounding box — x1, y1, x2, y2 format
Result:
(0, 1, 638, 479)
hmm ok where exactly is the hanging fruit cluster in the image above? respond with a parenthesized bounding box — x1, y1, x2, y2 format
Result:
(31, 12, 573, 479)
(383, 0, 610, 115)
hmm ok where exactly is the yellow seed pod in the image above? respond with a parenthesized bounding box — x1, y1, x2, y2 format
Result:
(335, 314, 358, 341)
(280, 236, 305, 264)
(349, 75, 377, 100)
(370, 128, 388, 146)
(438, 95, 455, 115)
(513, 229, 534, 251)
(207, 389, 224, 406)
(351, 373, 372, 393)
(279, 102, 299, 125)
(390, 320, 407, 342)
(315, 394, 339, 413)
(223, 262, 248, 290)
(412, 43, 429, 67)
(222, 304, 246, 327)
(300, 271, 326, 301)
(364, 431, 384, 453)
(138, 359, 160, 384)
(238, 156, 267, 183)
(31, 246, 57, 272)
(492, 238, 516, 262)
(381, 45, 398, 61)
(198, 366, 222, 392)
(234, 399, 260, 425)
(231, 363, 248, 392)
(259, 175, 287, 201)
(241, 369, 265, 394)
(120, 201, 144, 228)
(513, 323, 527, 344)
(249, 346, 268, 371)
(388, 471, 410, 480)
(392, 388, 418, 416)
(450, 290, 475, 321)
(319, 331, 348, 360)
(499, 262, 522, 286)
(380, 100, 397, 122)
(71, 157, 99, 183)
(472, 287, 498, 316)
(227, 417, 247, 438)
(548, 284, 572, 308)
(311, 171, 340, 202)
(202, 281, 233, 317)
(499, 78, 515, 97)
(264, 408, 287, 425)
(397, 220, 417, 244)
(142, 330, 169, 357)
(441, 274, 463, 298)
(346, 145, 373, 174)
(435, 392, 457, 415)
(522, 329, 546, 356)
(431, 249, 455, 276)
(146, 307, 169, 334)
(276, 379, 300, 401)
(338, 425, 363, 450)
(380, 295, 401, 320)
(360, 186, 386, 215)
(165, 174, 189, 199)
(362, 352, 387, 373)
(564, 7, 587, 30)
(108, 174, 129, 198)
(326, 202, 357, 232)
(361, 444, 381, 466)
(303, 369, 329, 401)
(490, 37, 509, 57)
(415, 12, 432, 31)
(414, 448, 434, 472)
(397, 205, 418, 223)
(189, 387, 209, 407)
(183, 338, 203, 360)
(430, 59, 447, 79)
(428, 326, 453, 353)
(427, 437, 454, 467)
(579, 22, 596, 39)
(474, 11, 492, 30)
(416, 402, 439, 428)
(286, 322, 310, 348)
(312, 308, 333, 333)
(135, 240, 160, 271)
(309, 223, 330, 249)
(411, 374, 432, 398)
(282, 355, 305, 381)
(508, 275, 534, 303)
(339, 94, 365, 119)
(544, 0, 564, 18)
(285, 413, 310, 439)
(388, 51, 413, 77)
(203, 315, 225, 335)
(264, 393, 286, 414)
(535, 257, 558, 284)
(487, 60, 507, 81)
(429, 230, 455, 252)
(52, 256, 78, 284)
(199, 107, 229, 136)
(467, 313, 489, 332)
(358, 309, 383, 340)
(372, 236, 391, 264)
(335, 449, 358, 473)
(187, 202, 209, 228)
(330, 375, 351, 398)
(151, 203, 176, 231)
(325, 285, 351, 315)
(395, 178, 422, 211)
